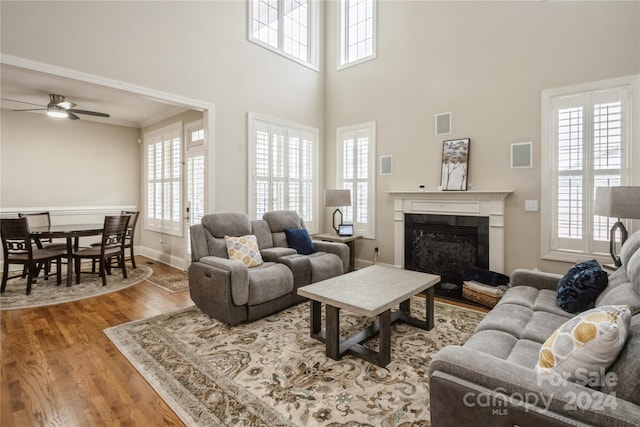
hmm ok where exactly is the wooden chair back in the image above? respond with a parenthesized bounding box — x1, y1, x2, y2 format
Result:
(1, 218, 33, 259)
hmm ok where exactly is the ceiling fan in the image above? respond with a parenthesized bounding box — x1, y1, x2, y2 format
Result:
(4, 93, 110, 120)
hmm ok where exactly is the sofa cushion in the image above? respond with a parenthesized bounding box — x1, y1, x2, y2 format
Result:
(536, 305, 631, 384)
(600, 314, 640, 405)
(263, 210, 302, 232)
(308, 252, 344, 282)
(285, 228, 316, 255)
(224, 235, 264, 267)
(556, 260, 608, 313)
(247, 262, 294, 306)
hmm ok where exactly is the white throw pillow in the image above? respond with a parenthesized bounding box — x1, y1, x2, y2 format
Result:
(536, 305, 631, 385)
(224, 235, 264, 268)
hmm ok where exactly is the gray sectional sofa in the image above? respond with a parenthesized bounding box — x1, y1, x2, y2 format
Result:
(429, 230, 640, 426)
(189, 211, 348, 325)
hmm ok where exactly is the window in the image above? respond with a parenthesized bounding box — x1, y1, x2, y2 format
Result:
(248, 113, 318, 232)
(338, 0, 376, 69)
(144, 123, 183, 236)
(541, 76, 637, 262)
(336, 122, 376, 238)
(249, 0, 318, 70)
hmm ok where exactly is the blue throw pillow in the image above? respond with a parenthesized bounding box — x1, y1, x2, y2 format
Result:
(284, 228, 316, 255)
(556, 260, 608, 313)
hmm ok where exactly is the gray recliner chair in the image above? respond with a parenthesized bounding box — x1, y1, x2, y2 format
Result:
(189, 212, 294, 325)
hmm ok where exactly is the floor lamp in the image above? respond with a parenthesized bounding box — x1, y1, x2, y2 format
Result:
(594, 186, 640, 267)
(324, 189, 351, 233)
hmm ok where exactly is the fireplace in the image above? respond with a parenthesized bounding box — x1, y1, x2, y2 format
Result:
(387, 190, 512, 299)
(405, 213, 489, 303)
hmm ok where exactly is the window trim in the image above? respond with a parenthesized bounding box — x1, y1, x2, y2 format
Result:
(541, 75, 638, 263)
(248, 0, 319, 71)
(336, 121, 376, 239)
(337, 0, 377, 71)
(247, 112, 320, 233)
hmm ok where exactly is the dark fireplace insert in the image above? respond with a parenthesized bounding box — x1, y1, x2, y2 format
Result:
(404, 213, 489, 306)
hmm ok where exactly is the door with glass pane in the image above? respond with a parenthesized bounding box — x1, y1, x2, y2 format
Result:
(184, 120, 206, 259)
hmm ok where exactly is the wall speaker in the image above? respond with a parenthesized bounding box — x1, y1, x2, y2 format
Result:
(435, 112, 452, 135)
(380, 155, 393, 175)
(511, 142, 533, 168)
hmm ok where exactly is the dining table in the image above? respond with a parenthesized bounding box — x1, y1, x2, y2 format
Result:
(29, 223, 104, 287)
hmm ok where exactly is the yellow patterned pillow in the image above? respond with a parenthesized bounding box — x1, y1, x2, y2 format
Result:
(224, 235, 264, 267)
(536, 305, 631, 384)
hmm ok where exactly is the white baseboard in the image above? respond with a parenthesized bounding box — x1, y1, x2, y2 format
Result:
(137, 246, 188, 271)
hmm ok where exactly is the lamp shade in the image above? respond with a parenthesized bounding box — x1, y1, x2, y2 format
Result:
(324, 189, 351, 207)
(594, 187, 640, 219)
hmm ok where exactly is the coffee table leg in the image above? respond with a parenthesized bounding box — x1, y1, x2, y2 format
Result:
(310, 300, 321, 336)
(399, 299, 410, 315)
(326, 305, 340, 360)
(378, 309, 392, 367)
(425, 286, 434, 330)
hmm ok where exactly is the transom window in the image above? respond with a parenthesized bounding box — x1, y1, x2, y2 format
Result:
(248, 113, 318, 232)
(249, 0, 318, 70)
(541, 76, 636, 262)
(338, 0, 376, 69)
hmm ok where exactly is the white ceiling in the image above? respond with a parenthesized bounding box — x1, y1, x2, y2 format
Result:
(0, 63, 189, 128)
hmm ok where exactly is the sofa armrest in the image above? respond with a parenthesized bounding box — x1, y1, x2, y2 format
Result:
(198, 256, 249, 306)
(429, 346, 640, 426)
(312, 240, 349, 273)
(510, 268, 563, 291)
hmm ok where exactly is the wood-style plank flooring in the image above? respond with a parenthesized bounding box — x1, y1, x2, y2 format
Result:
(1, 257, 191, 427)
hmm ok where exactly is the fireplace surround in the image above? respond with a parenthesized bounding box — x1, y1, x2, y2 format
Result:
(387, 191, 512, 273)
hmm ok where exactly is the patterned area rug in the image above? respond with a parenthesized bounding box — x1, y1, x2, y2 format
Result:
(105, 298, 485, 426)
(145, 270, 189, 293)
(0, 265, 152, 310)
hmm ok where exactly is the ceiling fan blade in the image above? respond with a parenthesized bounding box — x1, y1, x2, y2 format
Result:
(68, 112, 80, 120)
(12, 108, 46, 112)
(2, 98, 46, 107)
(68, 109, 110, 118)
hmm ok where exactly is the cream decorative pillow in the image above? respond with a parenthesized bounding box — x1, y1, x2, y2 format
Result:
(224, 235, 263, 268)
(536, 305, 631, 385)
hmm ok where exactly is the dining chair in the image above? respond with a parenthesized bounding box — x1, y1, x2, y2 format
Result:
(1, 218, 64, 295)
(18, 211, 68, 279)
(18, 212, 67, 251)
(73, 215, 130, 286)
(121, 210, 139, 268)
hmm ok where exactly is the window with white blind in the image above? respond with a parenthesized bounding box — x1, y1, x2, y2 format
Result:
(144, 123, 183, 237)
(541, 76, 636, 262)
(248, 113, 318, 232)
(336, 122, 376, 238)
(338, 0, 376, 69)
(249, 0, 318, 70)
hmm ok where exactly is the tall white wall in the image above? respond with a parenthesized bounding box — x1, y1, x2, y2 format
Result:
(324, 1, 640, 274)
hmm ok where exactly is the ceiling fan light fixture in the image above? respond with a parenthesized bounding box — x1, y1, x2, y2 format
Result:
(47, 105, 68, 118)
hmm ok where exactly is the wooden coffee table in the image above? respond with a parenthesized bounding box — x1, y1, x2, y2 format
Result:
(297, 264, 440, 367)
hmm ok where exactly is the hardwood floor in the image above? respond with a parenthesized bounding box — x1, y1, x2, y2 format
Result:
(1, 257, 191, 427)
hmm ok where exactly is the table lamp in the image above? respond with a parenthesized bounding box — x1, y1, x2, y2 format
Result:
(594, 186, 640, 267)
(324, 189, 351, 233)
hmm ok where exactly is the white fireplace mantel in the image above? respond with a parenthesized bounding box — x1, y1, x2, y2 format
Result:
(386, 190, 513, 273)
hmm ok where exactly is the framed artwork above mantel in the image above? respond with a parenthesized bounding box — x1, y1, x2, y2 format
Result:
(440, 138, 470, 191)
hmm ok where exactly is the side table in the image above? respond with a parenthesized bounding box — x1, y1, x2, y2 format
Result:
(313, 233, 362, 272)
